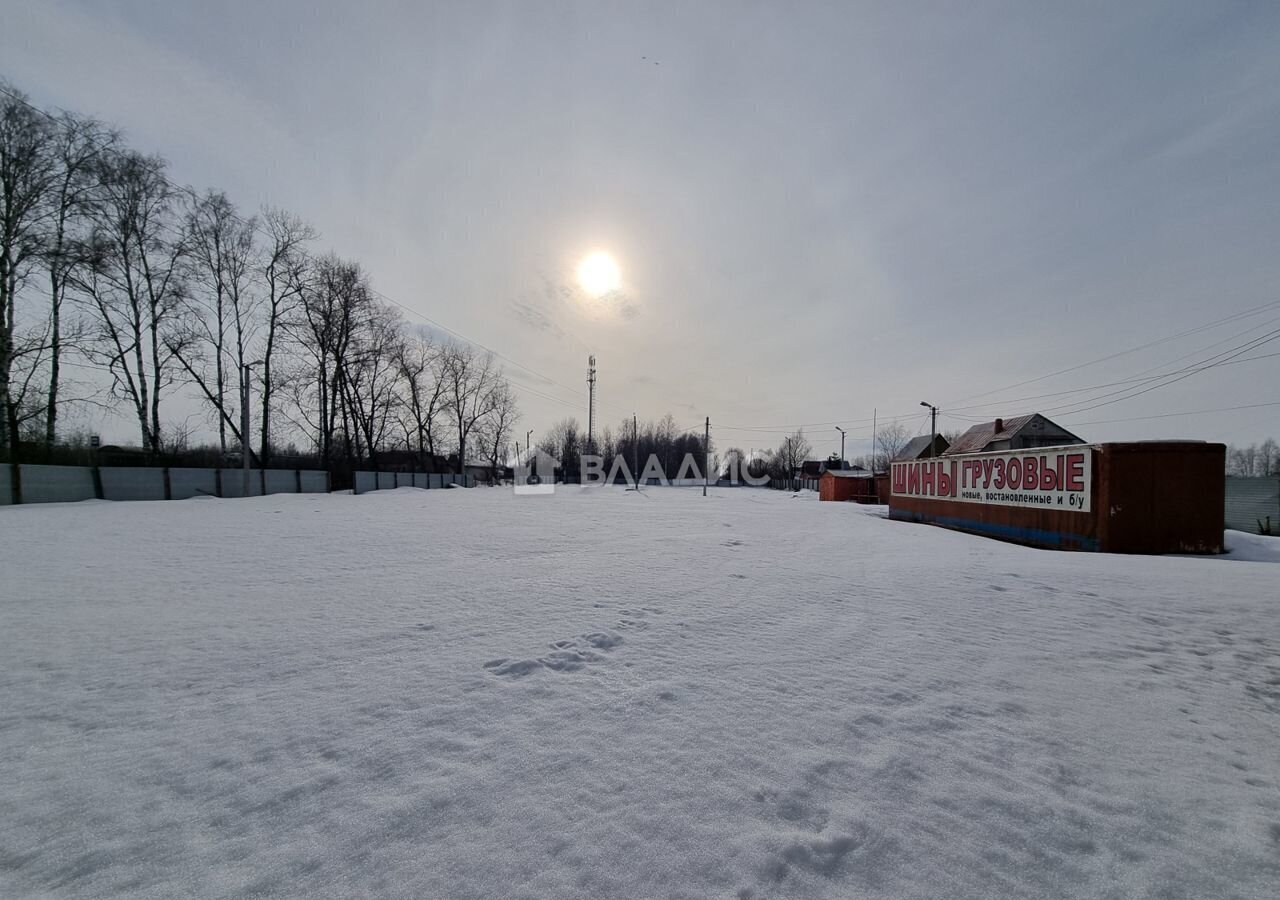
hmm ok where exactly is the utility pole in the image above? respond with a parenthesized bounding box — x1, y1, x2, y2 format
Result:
(871, 408, 877, 472)
(920, 401, 938, 458)
(632, 413, 639, 490)
(703, 416, 710, 497)
(526, 429, 533, 458)
(586, 355, 597, 454)
(835, 426, 846, 467)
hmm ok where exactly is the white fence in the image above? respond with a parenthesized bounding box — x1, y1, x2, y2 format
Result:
(1225, 476, 1279, 534)
(770, 476, 820, 492)
(0, 464, 329, 505)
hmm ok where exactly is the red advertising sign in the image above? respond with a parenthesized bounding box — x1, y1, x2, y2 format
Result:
(891, 447, 1092, 512)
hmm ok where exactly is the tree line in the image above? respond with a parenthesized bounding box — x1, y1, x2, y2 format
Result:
(0, 81, 519, 477)
(536, 414, 715, 481)
(1225, 440, 1279, 477)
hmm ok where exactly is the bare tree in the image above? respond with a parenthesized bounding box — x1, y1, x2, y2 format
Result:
(0, 84, 57, 450)
(288, 255, 360, 464)
(1261, 438, 1279, 476)
(539, 417, 581, 479)
(475, 380, 518, 482)
(442, 343, 500, 472)
(258, 206, 314, 464)
(74, 151, 188, 456)
(340, 300, 403, 469)
(1226, 439, 1280, 477)
(394, 330, 447, 468)
(772, 428, 812, 479)
(284, 254, 406, 471)
(40, 111, 114, 445)
(176, 190, 259, 454)
(873, 421, 912, 471)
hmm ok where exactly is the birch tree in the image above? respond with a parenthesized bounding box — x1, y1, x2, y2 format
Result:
(0, 84, 57, 450)
(41, 111, 113, 445)
(258, 206, 314, 464)
(74, 151, 188, 456)
(176, 190, 258, 454)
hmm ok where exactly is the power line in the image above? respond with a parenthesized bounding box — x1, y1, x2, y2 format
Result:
(944, 344, 1280, 414)
(1037, 326, 1280, 419)
(1060, 401, 1280, 428)
(942, 295, 1280, 409)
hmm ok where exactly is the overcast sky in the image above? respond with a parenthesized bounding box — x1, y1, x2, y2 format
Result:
(4, 1, 1279, 459)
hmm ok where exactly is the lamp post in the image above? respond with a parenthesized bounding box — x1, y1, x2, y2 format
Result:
(242, 360, 265, 496)
(920, 401, 938, 458)
(835, 426, 846, 467)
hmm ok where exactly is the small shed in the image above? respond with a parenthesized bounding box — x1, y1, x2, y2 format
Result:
(820, 469, 879, 503)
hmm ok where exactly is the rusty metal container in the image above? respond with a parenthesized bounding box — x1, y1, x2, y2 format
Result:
(888, 442, 1224, 554)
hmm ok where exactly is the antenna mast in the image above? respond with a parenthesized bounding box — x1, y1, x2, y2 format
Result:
(587, 355, 597, 453)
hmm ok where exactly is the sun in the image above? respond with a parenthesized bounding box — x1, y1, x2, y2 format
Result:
(577, 251, 621, 297)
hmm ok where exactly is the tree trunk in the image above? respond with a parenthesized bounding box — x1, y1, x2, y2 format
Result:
(0, 257, 13, 452)
(44, 268, 61, 445)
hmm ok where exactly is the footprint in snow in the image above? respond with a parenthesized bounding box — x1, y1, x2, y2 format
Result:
(484, 631, 625, 678)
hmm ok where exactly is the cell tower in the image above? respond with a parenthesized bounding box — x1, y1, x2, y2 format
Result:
(587, 355, 597, 452)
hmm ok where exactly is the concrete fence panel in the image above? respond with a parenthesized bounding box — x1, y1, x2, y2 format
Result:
(100, 467, 166, 502)
(169, 468, 218, 500)
(219, 469, 263, 498)
(0, 465, 330, 504)
(299, 471, 328, 493)
(264, 470, 298, 495)
(352, 471, 478, 493)
(20, 464, 97, 504)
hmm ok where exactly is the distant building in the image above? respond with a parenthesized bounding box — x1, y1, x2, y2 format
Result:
(894, 434, 950, 461)
(943, 413, 1085, 456)
(798, 458, 862, 478)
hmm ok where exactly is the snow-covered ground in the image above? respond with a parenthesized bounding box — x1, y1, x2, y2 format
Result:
(2, 486, 1278, 899)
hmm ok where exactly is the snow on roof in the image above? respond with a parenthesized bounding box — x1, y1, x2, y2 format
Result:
(823, 468, 874, 478)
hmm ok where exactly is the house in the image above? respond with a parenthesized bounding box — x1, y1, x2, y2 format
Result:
(943, 414, 1085, 456)
(893, 434, 950, 461)
(798, 458, 861, 478)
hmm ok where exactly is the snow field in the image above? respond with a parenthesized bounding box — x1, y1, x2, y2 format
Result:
(1, 486, 1278, 899)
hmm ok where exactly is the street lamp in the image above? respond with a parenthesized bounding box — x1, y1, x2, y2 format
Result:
(242, 360, 266, 496)
(834, 426, 846, 467)
(920, 401, 938, 458)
